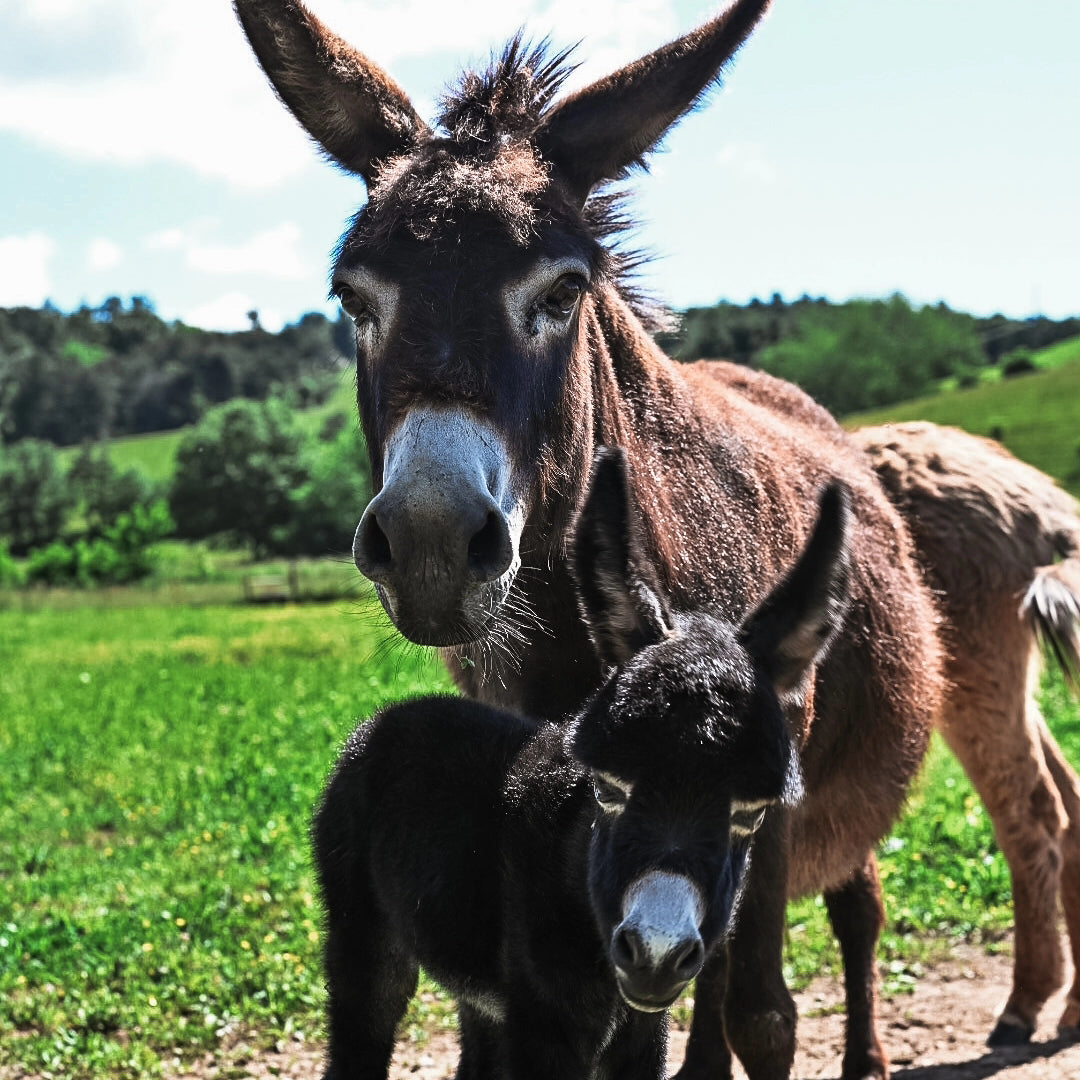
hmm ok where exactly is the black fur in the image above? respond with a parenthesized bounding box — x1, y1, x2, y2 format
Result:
(313, 450, 850, 1079)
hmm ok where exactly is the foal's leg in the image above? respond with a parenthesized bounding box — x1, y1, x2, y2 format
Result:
(937, 610, 1067, 1043)
(824, 854, 888, 1080)
(318, 882, 419, 1077)
(1038, 717, 1080, 1035)
(455, 1003, 504, 1080)
(314, 802, 419, 1077)
(597, 1010, 668, 1080)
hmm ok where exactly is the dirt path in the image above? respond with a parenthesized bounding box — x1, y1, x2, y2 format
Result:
(173, 945, 1080, 1079)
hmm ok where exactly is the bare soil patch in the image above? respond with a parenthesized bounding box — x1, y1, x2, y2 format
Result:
(165, 945, 1080, 1080)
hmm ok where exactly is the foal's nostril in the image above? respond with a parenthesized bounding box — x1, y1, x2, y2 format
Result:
(354, 512, 393, 580)
(466, 510, 513, 582)
(611, 926, 646, 973)
(671, 935, 705, 981)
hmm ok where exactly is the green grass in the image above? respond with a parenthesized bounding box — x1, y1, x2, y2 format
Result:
(2, 592, 1079, 1078)
(0, 595, 453, 1079)
(846, 336, 1080, 497)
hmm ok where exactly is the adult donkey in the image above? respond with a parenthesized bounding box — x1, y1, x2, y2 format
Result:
(856, 421, 1080, 1044)
(234, 2, 948, 1077)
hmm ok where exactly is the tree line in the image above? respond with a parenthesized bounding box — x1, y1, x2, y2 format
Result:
(3, 293, 1077, 447)
(660, 293, 1080, 416)
(0, 296, 354, 446)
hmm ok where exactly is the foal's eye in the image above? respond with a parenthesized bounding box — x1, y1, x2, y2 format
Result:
(591, 771, 629, 812)
(539, 274, 586, 319)
(336, 285, 375, 326)
(730, 803, 768, 838)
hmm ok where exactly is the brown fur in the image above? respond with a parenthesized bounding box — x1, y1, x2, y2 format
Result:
(856, 421, 1080, 1037)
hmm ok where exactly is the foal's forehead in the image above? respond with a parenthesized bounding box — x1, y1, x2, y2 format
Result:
(577, 620, 760, 771)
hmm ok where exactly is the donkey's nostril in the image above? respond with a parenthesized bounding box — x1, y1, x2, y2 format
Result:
(354, 512, 393, 580)
(467, 510, 513, 582)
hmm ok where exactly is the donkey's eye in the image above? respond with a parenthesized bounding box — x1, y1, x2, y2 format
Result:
(336, 285, 375, 326)
(730, 803, 768, 838)
(591, 771, 630, 812)
(539, 274, 586, 319)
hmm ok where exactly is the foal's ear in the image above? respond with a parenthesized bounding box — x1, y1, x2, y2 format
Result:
(233, 0, 428, 184)
(739, 483, 853, 699)
(537, 0, 770, 204)
(571, 447, 675, 667)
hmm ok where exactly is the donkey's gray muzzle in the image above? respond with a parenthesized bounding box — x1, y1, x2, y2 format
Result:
(353, 407, 525, 646)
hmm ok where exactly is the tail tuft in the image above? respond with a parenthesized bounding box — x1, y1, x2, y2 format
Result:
(1022, 560, 1080, 691)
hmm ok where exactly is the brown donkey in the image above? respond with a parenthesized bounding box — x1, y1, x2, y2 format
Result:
(856, 421, 1080, 1043)
(234, 2, 964, 1077)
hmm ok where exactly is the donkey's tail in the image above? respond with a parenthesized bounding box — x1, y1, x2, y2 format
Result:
(1022, 558, 1080, 691)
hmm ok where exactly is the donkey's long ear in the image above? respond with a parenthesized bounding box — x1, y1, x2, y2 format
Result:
(571, 448, 675, 667)
(537, 0, 770, 203)
(234, 0, 428, 183)
(739, 483, 853, 699)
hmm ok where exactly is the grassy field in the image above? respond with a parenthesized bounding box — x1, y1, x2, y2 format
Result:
(847, 336, 1080, 497)
(2, 586, 1079, 1079)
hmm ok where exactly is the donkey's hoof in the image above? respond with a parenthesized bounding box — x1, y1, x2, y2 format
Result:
(1059, 996, 1080, 1035)
(986, 1017, 1034, 1047)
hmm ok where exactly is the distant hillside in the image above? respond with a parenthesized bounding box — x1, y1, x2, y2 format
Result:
(0, 297, 354, 447)
(846, 336, 1080, 497)
(57, 378, 359, 483)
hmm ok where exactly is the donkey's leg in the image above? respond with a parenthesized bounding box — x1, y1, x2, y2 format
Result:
(824, 854, 888, 1080)
(1038, 716, 1080, 1035)
(671, 946, 734, 1080)
(937, 621, 1067, 1044)
(722, 817, 797, 1080)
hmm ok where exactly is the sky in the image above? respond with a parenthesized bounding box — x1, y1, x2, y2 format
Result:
(1, 0, 1078, 332)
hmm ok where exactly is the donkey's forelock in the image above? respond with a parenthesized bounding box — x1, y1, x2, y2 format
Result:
(337, 38, 648, 270)
(437, 35, 576, 148)
(339, 38, 572, 249)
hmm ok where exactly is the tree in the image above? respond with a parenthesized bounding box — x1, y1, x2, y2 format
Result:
(275, 418, 373, 557)
(169, 399, 307, 555)
(67, 442, 153, 532)
(755, 295, 985, 415)
(0, 439, 75, 554)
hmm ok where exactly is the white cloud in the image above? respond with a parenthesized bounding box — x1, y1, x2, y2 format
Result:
(144, 228, 186, 252)
(144, 222, 310, 281)
(182, 292, 285, 334)
(715, 142, 778, 185)
(186, 224, 310, 280)
(0, 232, 55, 306)
(0, 0, 681, 188)
(86, 237, 123, 271)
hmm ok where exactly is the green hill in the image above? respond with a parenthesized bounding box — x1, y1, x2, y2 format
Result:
(57, 379, 358, 484)
(846, 336, 1080, 498)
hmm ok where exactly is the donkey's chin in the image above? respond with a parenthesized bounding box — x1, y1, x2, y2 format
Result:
(373, 578, 513, 647)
